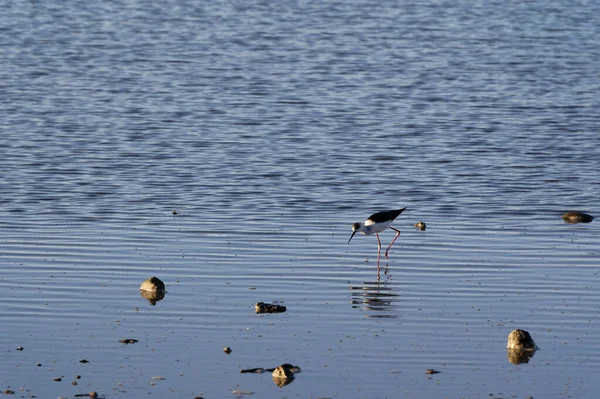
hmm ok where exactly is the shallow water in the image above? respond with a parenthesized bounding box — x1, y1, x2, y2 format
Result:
(1, 0, 600, 398)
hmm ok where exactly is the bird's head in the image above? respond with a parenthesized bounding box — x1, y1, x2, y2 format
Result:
(348, 222, 362, 243)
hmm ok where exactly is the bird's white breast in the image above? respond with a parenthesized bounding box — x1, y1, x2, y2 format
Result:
(364, 219, 393, 234)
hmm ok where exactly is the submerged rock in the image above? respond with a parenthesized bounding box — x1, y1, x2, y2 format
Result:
(507, 329, 538, 350)
(231, 390, 254, 395)
(561, 212, 594, 223)
(74, 393, 97, 398)
(240, 368, 266, 374)
(255, 302, 287, 314)
(140, 277, 166, 293)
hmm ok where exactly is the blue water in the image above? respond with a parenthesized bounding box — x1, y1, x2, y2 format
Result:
(1, 1, 599, 398)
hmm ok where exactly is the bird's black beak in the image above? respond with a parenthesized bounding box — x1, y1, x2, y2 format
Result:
(348, 230, 356, 244)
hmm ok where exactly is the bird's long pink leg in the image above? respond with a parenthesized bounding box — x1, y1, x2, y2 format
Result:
(385, 228, 401, 259)
(376, 233, 382, 280)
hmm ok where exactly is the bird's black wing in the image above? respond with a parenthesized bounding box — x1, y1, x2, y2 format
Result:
(367, 208, 406, 223)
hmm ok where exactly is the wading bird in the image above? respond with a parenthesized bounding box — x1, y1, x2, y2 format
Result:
(348, 208, 406, 260)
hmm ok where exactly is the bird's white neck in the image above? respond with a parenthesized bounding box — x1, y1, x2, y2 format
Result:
(358, 223, 372, 234)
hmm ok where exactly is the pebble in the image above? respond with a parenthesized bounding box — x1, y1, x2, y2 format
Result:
(255, 302, 287, 314)
(414, 221, 426, 230)
(561, 211, 594, 223)
(119, 338, 138, 344)
(507, 329, 537, 350)
(140, 277, 166, 293)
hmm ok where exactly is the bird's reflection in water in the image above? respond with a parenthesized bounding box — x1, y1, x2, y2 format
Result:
(375, 260, 391, 281)
(350, 278, 400, 318)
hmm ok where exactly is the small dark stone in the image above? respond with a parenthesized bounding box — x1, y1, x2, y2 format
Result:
(119, 338, 138, 344)
(223, 347, 232, 354)
(255, 302, 287, 314)
(80, 359, 89, 363)
(76, 375, 81, 379)
(36, 363, 42, 367)
(414, 222, 426, 230)
(425, 369, 440, 374)
(53, 377, 62, 382)
(16, 346, 23, 351)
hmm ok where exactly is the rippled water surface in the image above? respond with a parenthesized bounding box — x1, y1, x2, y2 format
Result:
(2, 1, 600, 398)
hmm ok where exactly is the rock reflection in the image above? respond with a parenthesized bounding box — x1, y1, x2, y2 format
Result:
(272, 374, 294, 387)
(350, 281, 399, 318)
(140, 290, 165, 305)
(507, 348, 536, 364)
